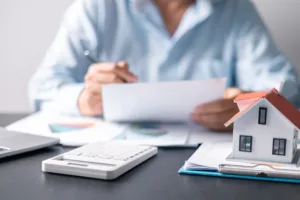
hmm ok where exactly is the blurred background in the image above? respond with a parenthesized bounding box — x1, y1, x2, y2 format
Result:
(0, 0, 299, 113)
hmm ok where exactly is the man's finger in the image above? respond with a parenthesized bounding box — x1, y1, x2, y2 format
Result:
(190, 109, 235, 131)
(190, 115, 233, 132)
(191, 109, 235, 124)
(224, 88, 243, 99)
(91, 63, 137, 83)
(117, 61, 129, 70)
(90, 63, 118, 72)
(194, 99, 236, 115)
(87, 72, 125, 84)
(114, 67, 137, 83)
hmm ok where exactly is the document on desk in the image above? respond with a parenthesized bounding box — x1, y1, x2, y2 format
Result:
(183, 141, 300, 171)
(5, 113, 189, 147)
(179, 142, 300, 184)
(186, 124, 232, 145)
(122, 123, 190, 146)
(102, 78, 226, 122)
(5, 112, 232, 147)
(184, 141, 233, 171)
(5, 112, 126, 146)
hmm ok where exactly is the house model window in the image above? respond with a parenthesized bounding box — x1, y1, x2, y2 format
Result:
(272, 138, 286, 156)
(258, 107, 267, 125)
(239, 135, 252, 152)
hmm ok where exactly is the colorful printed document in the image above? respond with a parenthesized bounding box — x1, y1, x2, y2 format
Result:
(48, 122, 95, 133)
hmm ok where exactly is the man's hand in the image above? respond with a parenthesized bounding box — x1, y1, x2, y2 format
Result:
(190, 88, 245, 132)
(78, 61, 137, 116)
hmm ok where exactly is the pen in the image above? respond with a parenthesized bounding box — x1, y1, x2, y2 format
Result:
(84, 50, 99, 63)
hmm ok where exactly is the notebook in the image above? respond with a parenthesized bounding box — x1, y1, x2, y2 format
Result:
(179, 141, 300, 183)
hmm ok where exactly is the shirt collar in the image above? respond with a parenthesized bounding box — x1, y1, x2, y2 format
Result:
(130, 0, 218, 41)
(171, 0, 213, 41)
(194, 0, 214, 23)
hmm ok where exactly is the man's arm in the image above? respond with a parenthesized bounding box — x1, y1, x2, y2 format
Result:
(28, 0, 101, 115)
(234, 0, 299, 99)
(190, 0, 300, 131)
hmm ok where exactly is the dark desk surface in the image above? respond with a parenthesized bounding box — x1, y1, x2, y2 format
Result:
(0, 114, 300, 200)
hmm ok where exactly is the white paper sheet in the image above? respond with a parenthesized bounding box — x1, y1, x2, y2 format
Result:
(187, 142, 233, 169)
(102, 78, 226, 122)
(186, 128, 232, 145)
(122, 123, 190, 146)
(5, 113, 126, 146)
(5, 113, 189, 147)
(59, 124, 127, 146)
(184, 141, 300, 171)
(6, 112, 59, 137)
(5, 112, 232, 147)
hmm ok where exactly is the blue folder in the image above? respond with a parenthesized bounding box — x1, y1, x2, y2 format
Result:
(178, 167, 300, 184)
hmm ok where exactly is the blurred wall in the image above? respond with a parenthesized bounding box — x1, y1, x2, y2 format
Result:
(0, 0, 299, 113)
(253, 0, 300, 70)
(0, 0, 74, 113)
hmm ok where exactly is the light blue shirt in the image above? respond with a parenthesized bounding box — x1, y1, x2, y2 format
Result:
(29, 0, 299, 115)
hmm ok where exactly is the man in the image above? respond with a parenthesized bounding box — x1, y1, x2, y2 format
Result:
(29, 0, 299, 131)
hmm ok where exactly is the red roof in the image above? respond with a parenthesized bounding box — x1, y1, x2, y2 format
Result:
(266, 92, 300, 129)
(225, 98, 261, 126)
(225, 88, 300, 129)
(234, 91, 268, 101)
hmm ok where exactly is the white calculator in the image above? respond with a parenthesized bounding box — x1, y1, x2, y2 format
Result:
(42, 141, 158, 180)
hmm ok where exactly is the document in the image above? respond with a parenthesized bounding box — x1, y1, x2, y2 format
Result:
(184, 142, 233, 170)
(102, 78, 226, 122)
(6, 112, 233, 147)
(122, 123, 190, 146)
(59, 124, 127, 146)
(5, 113, 190, 146)
(5, 112, 100, 138)
(5, 112, 127, 146)
(186, 123, 232, 145)
(184, 141, 300, 171)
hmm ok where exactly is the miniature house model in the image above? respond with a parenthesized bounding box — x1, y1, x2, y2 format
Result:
(225, 88, 300, 163)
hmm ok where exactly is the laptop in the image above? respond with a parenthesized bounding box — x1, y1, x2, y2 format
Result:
(0, 127, 59, 159)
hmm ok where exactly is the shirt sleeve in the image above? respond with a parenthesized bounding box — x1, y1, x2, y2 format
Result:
(28, 0, 102, 115)
(234, 0, 299, 97)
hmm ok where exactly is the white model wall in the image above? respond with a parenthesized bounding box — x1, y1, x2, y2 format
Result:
(233, 99, 294, 163)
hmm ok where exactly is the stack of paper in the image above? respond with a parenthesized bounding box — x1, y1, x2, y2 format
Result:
(183, 142, 233, 171)
(183, 141, 300, 171)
